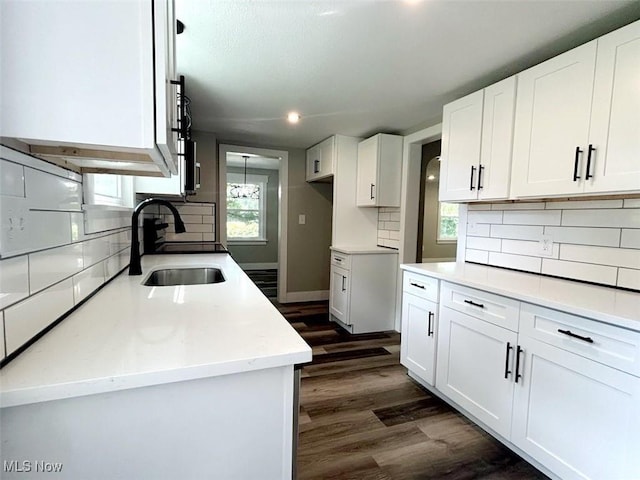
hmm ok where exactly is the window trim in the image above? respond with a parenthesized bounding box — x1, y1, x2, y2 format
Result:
(226, 173, 268, 242)
(83, 173, 134, 208)
(437, 202, 459, 244)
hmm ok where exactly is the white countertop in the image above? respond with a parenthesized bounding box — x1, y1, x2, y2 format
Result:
(401, 262, 640, 332)
(331, 245, 399, 255)
(0, 254, 312, 408)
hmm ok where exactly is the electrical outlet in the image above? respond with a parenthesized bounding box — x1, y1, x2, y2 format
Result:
(298, 214, 306, 225)
(539, 234, 554, 256)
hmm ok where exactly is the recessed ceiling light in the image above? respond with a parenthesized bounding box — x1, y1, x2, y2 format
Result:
(287, 112, 301, 124)
(427, 174, 436, 181)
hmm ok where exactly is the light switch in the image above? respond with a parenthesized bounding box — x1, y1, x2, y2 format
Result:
(298, 214, 306, 225)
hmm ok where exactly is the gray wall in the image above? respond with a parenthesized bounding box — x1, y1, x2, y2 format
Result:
(226, 166, 279, 265)
(419, 141, 457, 261)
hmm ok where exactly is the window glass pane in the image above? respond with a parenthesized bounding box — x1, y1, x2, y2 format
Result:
(438, 202, 459, 241)
(227, 210, 260, 238)
(93, 174, 120, 198)
(228, 196, 259, 210)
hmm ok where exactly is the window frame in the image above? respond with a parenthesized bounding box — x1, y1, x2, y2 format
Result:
(226, 173, 268, 244)
(83, 173, 134, 208)
(437, 202, 459, 244)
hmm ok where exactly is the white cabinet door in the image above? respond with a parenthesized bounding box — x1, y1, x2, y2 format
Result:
(401, 293, 438, 385)
(512, 335, 640, 480)
(511, 42, 597, 197)
(306, 144, 320, 181)
(356, 136, 378, 206)
(436, 306, 517, 438)
(306, 137, 335, 182)
(586, 20, 640, 194)
(329, 265, 350, 323)
(478, 77, 516, 201)
(439, 90, 483, 202)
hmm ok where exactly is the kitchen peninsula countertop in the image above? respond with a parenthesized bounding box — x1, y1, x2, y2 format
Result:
(0, 254, 312, 408)
(401, 262, 640, 332)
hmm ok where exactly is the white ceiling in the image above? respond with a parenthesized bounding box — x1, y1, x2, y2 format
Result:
(176, 0, 640, 150)
(226, 152, 280, 170)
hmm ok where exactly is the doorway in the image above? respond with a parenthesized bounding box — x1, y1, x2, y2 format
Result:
(218, 144, 289, 304)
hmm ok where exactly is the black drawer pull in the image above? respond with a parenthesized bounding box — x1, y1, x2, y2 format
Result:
(515, 346, 523, 383)
(470, 165, 476, 191)
(341, 276, 346, 292)
(314, 159, 320, 174)
(427, 311, 434, 337)
(573, 146, 582, 181)
(477, 165, 484, 190)
(334, 257, 342, 262)
(370, 183, 375, 200)
(558, 329, 594, 344)
(504, 342, 513, 379)
(463, 299, 485, 309)
(410, 282, 425, 290)
(586, 144, 595, 180)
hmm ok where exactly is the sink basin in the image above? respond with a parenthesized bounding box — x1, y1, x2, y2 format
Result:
(144, 267, 225, 286)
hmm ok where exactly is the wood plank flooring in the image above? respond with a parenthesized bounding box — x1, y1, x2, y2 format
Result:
(275, 301, 548, 480)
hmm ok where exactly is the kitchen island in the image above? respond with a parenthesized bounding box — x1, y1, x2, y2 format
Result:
(0, 254, 311, 479)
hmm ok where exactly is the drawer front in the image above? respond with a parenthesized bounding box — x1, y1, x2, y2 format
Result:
(330, 251, 351, 270)
(403, 271, 439, 302)
(441, 282, 520, 332)
(520, 303, 640, 377)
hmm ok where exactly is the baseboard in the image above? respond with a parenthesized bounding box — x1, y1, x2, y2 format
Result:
(240, 262, 278, 270)
(282, 290, 329, 303)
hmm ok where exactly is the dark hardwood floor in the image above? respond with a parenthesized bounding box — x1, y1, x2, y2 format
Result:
(273, 301, 548, 480)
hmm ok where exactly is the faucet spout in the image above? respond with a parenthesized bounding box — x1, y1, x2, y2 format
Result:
(129, 198, 186, 275)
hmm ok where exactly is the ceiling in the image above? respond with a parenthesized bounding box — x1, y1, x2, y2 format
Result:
(176, 0, 640, 150)
(226, 152, 280, 170)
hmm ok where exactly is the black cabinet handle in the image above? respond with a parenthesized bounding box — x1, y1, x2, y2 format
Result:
(586, 144, 595, 180)
(515, 346, 523, 383)
(573, 146, 582, 181)
(334, 257, 342, 263)
(558, 329, 594, 344)
(410, 282, 425, 290)
(341, 276, 346, 292)
(370, 183, 375, 200)
(504, 342, 513, 379)
(463, 299, 485, 309)
(313, 159, 320, 174)
(477, 165, 484, 190)
(470, 165, 476, 191)
(427, 311, 434, 337)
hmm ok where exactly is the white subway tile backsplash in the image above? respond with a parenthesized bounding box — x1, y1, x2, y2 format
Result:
(108, 230, 131, 255)
(379, 212, 391, 221)
(488, 251, 542, 272)
(502, 239, 559, 259)
(1, 145, 81, 182)
(73, 262, 105, 304)
(468, 210, 503, 224)
(29, 243, 83, 294)
(185, 223, 213, 233)
(4, 278, 74, 355)
(617, 268, 640, 291)
(490, 224, 544, 241)
(203, 233, 216, 242)
(83, 237, 111, 267)
(28, 211, 72, 251)
(84, 208, 131, 234)
(176, 205, 213, 216)
(467, 204, 492, 211)
(544, 226, 620, 247)
(384, 221, 400, 231)
(202, 215, 214, 224)
(0, 160, 25, 197)
(24, 167, 82, 211)
(562, 209, 640, 228)
(105, 254, 121, 280)
(621, 229, 640, 249)
(623, 199, 640, 208)
(541, 259, 618, 286)
(465, 249, 489, 264)
(467, 223, 490, 237)
(503, 210, 561, 226)
(545, 199, 623, 210)
(490, 202, 544, 210)
(467, 236, 501, 252)
(165, 232, 203, 242)
(559, 244, 640, 270)
(378, 230, 389, 240)
(389, 230, 400, 241)
(0, 255, 29, 310)
(389, 212, 401, 222)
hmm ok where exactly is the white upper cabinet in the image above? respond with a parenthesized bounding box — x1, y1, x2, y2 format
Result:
(0, 0, 179, 177)
(306, 136, 336, 182)
(439, 77, 515, 202)
(356, 134, 403, 207)
(511, 20, 640, 198)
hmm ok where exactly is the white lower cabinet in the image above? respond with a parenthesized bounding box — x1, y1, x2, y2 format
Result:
(401, 293, 438, 385)
(400, 269, 640, 480)
(512, 335, 640, 480)
(436, 305, 518, 439)
(329, 265, 350, 322)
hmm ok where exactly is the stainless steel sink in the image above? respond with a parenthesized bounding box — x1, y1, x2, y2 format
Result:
(144, 267, 225, 286)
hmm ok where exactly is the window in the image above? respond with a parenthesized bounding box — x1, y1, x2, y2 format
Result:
(226, 173, 268, 242)
(437, 202, 459, 242)
(83, 173, 134, 208)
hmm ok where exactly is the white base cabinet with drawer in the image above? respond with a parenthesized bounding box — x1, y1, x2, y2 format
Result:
(400, 266, 640, 480)
(329, 249, 397, 334)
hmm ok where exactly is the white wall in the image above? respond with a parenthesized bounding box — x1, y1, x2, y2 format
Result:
(0, 147, 132, 362)
(463, 199, 640, 290)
